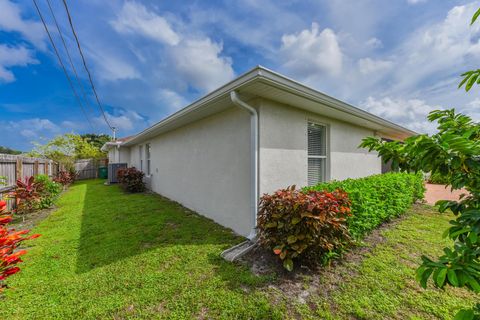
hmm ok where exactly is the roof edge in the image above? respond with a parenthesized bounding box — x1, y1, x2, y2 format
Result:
(123, 66, 264, 146)
(124, 65, 417, 146)
(254, 66, 417, 136)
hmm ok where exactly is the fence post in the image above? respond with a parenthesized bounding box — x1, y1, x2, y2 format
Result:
(15, 158, 22, 181)
(33, 160, 39, 177)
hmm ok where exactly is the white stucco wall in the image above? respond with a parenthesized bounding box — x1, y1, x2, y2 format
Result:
(107, 148, 116, 163)
(258, 99, 382, 194)
(108, 146, 131, 164)
(132, 107, 252, 237)
(129, 145, 140, 169)
(118, 147, 131, 164)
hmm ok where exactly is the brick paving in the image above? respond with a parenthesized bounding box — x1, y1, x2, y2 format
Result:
(424, 183, 468, 205)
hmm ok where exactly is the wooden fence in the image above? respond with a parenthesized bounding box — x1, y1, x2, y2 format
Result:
(74, 158, 107, 180)
(0, 154, 59, 209)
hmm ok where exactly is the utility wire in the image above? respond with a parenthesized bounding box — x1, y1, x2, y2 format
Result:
(32, 0, 95, 132)
(61, 0, 115, 132)
(45, 0, 93, 116)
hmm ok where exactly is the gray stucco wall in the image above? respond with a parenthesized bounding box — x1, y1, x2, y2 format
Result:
(107, 148, 115, 163)
(132, 107, 252, 237)
(108, 146, 131, 164)
(258, 99, 381, 194)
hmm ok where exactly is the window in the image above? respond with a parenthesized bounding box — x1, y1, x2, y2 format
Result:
(307, 122, 327, 186)
(145, 143, 151, 175)
(139, 145, 143, 171)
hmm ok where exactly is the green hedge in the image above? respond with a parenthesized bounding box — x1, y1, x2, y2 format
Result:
(428, 172, 449, 185)
(305, 172, 425, 239)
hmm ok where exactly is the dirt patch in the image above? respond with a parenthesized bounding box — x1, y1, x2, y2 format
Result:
(11, 206, 56, 230)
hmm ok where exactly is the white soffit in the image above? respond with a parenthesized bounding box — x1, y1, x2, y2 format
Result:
(124, 66, 415, 146)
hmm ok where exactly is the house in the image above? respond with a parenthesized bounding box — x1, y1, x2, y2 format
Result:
(102, 66, 415, 239)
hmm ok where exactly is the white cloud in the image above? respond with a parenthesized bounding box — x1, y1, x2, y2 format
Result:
(280, 23, 343, 78)
(170, 38, 234, 93)
(93, 109, 146, 132)
(156, 89, 188, 113)
(407, 0, 427, 4)
(358, 58, 393, 75)
(111, 1, 180, 46)
(365, 37, 383, 49)
(0, 0, 46, 49)
(462, 98, 480, 120)
(3, 118, 60, 138)
(88, 48, 141, 81)
(107, 1, 235, 94)
(0, 45, 38, 82)
(387, 3, 480, 95)
(362, 96, 438, 133)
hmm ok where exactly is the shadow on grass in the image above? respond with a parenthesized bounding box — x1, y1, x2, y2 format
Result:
(76, 180, 243, 273)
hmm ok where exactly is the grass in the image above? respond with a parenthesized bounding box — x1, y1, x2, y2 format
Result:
(0, 180, 283, 319)
(294, 205, 479, 320)
(1, 180, 478, 319)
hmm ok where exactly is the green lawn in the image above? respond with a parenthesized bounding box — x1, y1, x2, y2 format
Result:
(1, 180, 478, 319)
(0, 180, 281, 319)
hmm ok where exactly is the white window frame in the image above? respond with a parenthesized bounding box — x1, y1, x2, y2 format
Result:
(139, 145, 143, 172)
(307, 121, 329, 186)
(145, 143, 151, 176)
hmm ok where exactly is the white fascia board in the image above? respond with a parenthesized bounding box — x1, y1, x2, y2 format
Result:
(124, 66, 416, 146)
(123, 68, 262, 146)
(254, 67, 417, 136)
(101, 141, 122, 152)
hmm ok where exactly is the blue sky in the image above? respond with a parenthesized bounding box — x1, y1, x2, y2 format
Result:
(1, 0, 480, 150)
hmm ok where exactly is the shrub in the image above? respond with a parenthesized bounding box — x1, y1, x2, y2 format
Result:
(11, 177, 42, 220)
(257, 186, 351, 271)
(117, 167, 145, 193)
(427, 172, 449, 185)
(0, 199, 40, 291)
(306, 172, 425, 238)
(53, 170, 76, 187)
(34, 175, 61, 209)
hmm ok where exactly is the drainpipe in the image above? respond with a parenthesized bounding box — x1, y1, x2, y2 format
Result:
(230, 91, 258, 240)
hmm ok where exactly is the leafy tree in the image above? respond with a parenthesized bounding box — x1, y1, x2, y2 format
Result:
(80, 133, 112, 150)
(29, 134, 106, 170)
(362, 9, 480, 318)
(0, 146, 22, 155)
(458, 8, 480, 92)
(360, 110, 480, 319)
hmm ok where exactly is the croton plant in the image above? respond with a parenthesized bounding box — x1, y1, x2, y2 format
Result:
(0, 199, 40, 291)
(257, 186, 352, 271)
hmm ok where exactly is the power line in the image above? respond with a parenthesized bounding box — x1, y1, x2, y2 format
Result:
(45, 0, 93, 116)
(32, 0, 95, 132)
(61, 0, 115, 132)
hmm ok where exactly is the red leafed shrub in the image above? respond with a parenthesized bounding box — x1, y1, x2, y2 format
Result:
(257, 186, 352, 271)
(117, 167, 145, 193)
(0, 199, 40, 291)
(53, 170, 76, 187)
(11, 177, 42, 219)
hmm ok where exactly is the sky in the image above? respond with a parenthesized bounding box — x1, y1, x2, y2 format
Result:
(1, 0, 480, 151)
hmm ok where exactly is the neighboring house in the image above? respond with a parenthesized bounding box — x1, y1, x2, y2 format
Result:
(102, 66, 415, 239)
(102, 136, 132, 164)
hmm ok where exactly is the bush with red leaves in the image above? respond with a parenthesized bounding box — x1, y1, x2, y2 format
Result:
(53, 170, 76, 187)
(117, 167, 145, 193)
(0, 200, 40, 291)
(11, 176, 42, 219)
(257, 186, 351, 271)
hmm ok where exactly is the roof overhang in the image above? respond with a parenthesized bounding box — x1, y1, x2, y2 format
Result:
(123, 66, 416, 147)
(100, 141, 122, 152)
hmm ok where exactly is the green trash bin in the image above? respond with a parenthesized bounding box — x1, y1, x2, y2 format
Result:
(98, 166, 108, 179)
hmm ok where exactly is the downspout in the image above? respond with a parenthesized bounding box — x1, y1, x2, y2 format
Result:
(230, 91, 258, 240)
